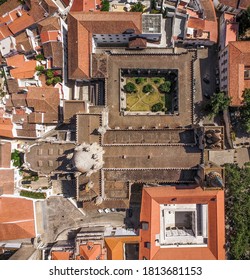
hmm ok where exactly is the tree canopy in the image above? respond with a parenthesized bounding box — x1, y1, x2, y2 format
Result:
(240, 88, 250, 133)
(151, 102, 163, 112)
(101, 0, 110, 11)
(143, 84, 154, 93)
(237, 6, 250, 37)
(159, 81, 171, 93)
(224, 164, 250, 259)
(209, 91, 231, 117)
(124, 82, 136, 93)
(131, 2, 145, 12)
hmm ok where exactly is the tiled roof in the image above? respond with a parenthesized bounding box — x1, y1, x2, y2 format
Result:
(0, 141, 11, 168)
(218, 0, 240, 8)
(68, 12, 142, 79)
(222, 13, 238, 48)
(40, 30, 60, 43)
(139, 186, 225, 260)
(128, 37, 147, 49)
(0, 117, 14, 138)
(38, 16, 60, 33)
(26, 87, 60, 121)
(6, 79, 19, 94)
(228, 41, 250, 106)
(0, 25, 13, 41)
(15, 31, 34, 53)
(6, 54, 36, 79)
(105, 236, 140, 260)
(25, 0, 48, 22)
(8, 12, 35, 35)
(51, 251, 73, 260)
(0, 169, 14, 195)
(239, 0, 250, 9)
(11, 93, 28, 107)
(43, 41, 63, 68)
(78, 242, 105, 260)
(16, 122, 37, 138)
(70, 0, 101, 12)
(0, 0, 21, 17)
(0, 197, 35, 241)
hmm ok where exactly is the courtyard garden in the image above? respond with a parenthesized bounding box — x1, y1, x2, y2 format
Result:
(124, 77, 172, 112)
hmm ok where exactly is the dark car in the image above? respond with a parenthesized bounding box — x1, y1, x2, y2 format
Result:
(203, 77, 209, 84)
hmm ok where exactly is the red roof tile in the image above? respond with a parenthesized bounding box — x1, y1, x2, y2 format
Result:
(0, 197, 35, 241)
(228, 41, 250, 106)
(51, 251, 73, 260)
(139, 186, 225, 260)
(0, 169, 14, 195)
(8, 12, 35, 35)
(0, 25, 13, 41)
(70, 0, 101, 12)
(0, 117, 14, 138)
(0, 141, 11, 168)
(40, 30, 60, 43)
(68, 12, 142, 79)
(0, 0, 21, 17)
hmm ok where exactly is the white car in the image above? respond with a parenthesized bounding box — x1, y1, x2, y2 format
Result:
(97, 209, 104, 213)
(104, 208, 111, 213)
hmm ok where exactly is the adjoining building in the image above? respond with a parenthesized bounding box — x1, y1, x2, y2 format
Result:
(139, 185, 225, 260)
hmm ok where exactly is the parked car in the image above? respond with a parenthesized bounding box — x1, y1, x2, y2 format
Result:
(110, 208, 116, 212)
(203, 77, 209, 84)
(104, 208, 111, 213)
(204, 92, 211, 99)
(97, 209, 104, 213)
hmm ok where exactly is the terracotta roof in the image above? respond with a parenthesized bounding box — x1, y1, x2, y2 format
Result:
(0, 117, 14, 138)
(11, 93, 27, 107)
(0, 0, 21, 17)
(139, 186, 225, 260)
(40, 0, 58, 14)
(8, 12, 35, 35)
(51, 251, 73, 260)
(70, 0, 101, 12)
(222, 13, 238, 48)
(239, 0, 250, 9)
(43, 42, 63, 68)
(218, 0, 239, 8)
(12, 112, 28, 124)
(128, 37, 147, 49)
(26, 87, 59, 121)
(0, 169, 14, 195)
(228, 41, 250, 106)
(63, 100, 86, 123)
(0, 9, 19, 26)
(6, 79, 19, 94)
(25, 0, 48, 22)
(0, 25, 13, 41)
(40, 30, 60, 43)
(105, 236, 140, 260)
(0, 141, 11, 168)
(77, 242, 105, 260)
(15, 31, 34, 53)
(0, 197, 35, 241)
(6, 54, 36, 79)
(37, 16, 60, 33)
(68, 12, 142, 79)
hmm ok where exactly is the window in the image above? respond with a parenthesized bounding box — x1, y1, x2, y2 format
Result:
(144, 242, 151, 249)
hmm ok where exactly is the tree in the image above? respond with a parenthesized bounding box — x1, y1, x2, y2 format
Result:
(46, 78, 53, 86)
(240, 88, 250, 133)
(11, 150, 22, 167)
(52, 76, 62, 85)
(135, 77, 145, 84)
(209, 91, 231, 117)
(151, 102, 163, 112)
(237, 6, 250, 37)
(35, 54, 45, 61)
(159, 81, 171, 93)
(143, 84, 153, 93)
(46, 70, 54, 79)
(224, 164, 250, 259)
(35, 65, 44, 72)
(124, 82, 136, 93)
(101, 0, 110, 11)
(131, 2, 145, 12)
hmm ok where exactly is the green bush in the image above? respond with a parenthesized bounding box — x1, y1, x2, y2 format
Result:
(46, 78, 53, 86)
(52, 76, 62, 85)
(152, 78, 161, 84)
(46, 70, 54, 79)
(35, 65, 45, 72)
(101, 0, 110, 11)
(143, 84, 154, 93)
(131, 2, 145, 12)
(124, 82, 136, 93)
(151, 102, 163, 112)
(20, 190, 46, 199)
(35, 54, 44, 61)
(135, 77, 145, 84)
(159, 81, 171, 93)
(11, 150, 22, 167)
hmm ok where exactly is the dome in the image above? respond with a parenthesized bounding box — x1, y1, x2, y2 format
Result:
(72, 143, 104, 176)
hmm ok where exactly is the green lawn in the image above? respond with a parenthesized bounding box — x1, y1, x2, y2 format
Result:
(125, 77, 172, 112)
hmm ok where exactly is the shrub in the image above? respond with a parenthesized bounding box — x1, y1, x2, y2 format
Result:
(124, 82, 136, 93)
(20, 190, 46, 199)
(159, 81, 171, 93)
(35, 54, 44, 61)
(152, 78, 161, 84)
(35, 65, 44, 72)
(131, 2, 145, 12)
(151, 102, 163, 112)
(11, 150, 22, 167)
(101, 0, 110, 11)
(46, 78, 53, 86)
(135, 77, 145, 84)
(52, 76, 62, 85)
(143, 84, 154, 93)
(46, 69, 54, 79)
